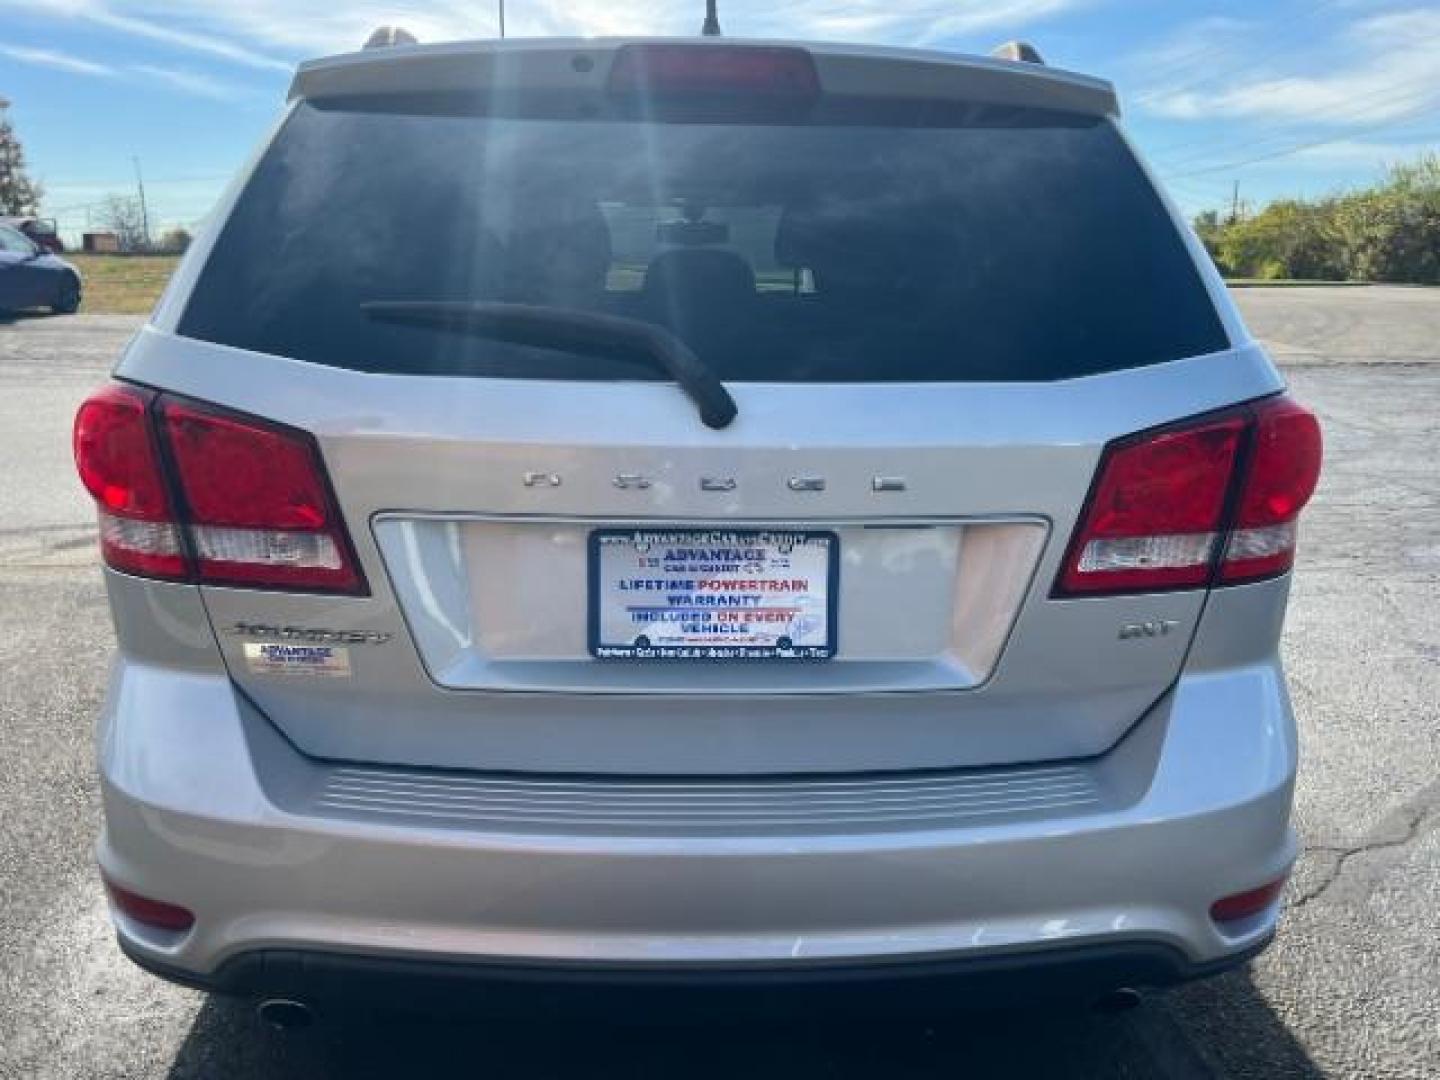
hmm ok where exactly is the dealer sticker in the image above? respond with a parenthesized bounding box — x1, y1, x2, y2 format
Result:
(590, 529, 838, 660)
(243, 642, 352, 678)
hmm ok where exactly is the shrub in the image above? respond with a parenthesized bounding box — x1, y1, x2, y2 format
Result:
(158, 227, 193, 254)
(1195, 153, 1440, 284)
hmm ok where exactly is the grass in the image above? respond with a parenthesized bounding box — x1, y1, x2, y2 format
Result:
(68, 254, 182, 314)
(54, 255, 1409, 316)
(1225, 278, 1378, 288)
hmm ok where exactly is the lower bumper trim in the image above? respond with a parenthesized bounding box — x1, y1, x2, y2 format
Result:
(118, 934, 1273, 1015)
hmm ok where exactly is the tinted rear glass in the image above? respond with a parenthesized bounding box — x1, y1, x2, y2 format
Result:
(180, 99, 1227, 382)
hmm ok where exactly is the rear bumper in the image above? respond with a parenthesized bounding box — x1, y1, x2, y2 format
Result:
(97, 634, 1298, 991)
(119, 933, 1274, 1015)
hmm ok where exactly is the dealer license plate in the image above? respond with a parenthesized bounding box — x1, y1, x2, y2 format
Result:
(589, 529, 838, 660)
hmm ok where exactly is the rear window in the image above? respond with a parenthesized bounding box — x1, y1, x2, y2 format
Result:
(179, 99, 1227, 382)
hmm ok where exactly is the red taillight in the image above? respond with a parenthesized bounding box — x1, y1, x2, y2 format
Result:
(73, 384, 186, 579)
(1057, 411, 1247, 595)
(1220, 397, 1323, 583)
(1056, 395, 1322, 596)
(608, 44, 820, 107)
(157, 397, 364, 593)
(73, 384, 365, 594)
(1210, 876, 1288, 924)
(102, 875, 195, 932)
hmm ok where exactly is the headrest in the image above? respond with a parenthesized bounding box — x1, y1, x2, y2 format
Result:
(775, 207, 960, 298)
(643, 247, 756, 314)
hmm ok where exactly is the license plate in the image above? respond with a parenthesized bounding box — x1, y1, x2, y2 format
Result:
(589, 529, 838, 660)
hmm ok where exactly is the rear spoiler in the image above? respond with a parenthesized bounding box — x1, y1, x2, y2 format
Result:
(289, 38, 1119, 118)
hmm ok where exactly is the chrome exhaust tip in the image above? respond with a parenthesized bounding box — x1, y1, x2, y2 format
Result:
(256, 998, 315, 1031)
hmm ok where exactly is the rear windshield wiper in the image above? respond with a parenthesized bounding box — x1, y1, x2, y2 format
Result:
(361, 301, 738, 430)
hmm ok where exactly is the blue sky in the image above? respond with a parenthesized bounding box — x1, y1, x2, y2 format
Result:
(2, 0, 1438, 240)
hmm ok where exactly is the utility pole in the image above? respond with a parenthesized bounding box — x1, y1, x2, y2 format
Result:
(498, 0, 505, 38)
(1230, 179, 1240, 225)
(132, 156, 151, 251)
(702, 0, 721, 36)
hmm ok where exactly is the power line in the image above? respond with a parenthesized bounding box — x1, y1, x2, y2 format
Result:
(1147, 72, 1440, 171)
(42, 170, 234, 187)
(1163, 174, 1236, 193)
(1129, 0, 1356, 110)
(1151, 108, 1439, 183)
(1166, 109, 1440, 179)
(1160, 89, 1440, 178)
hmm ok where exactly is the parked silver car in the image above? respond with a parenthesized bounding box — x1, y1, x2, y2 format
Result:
(75, 35, 1322, 1020)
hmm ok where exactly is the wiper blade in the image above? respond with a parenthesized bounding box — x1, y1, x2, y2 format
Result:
(361, 301, 738, 430)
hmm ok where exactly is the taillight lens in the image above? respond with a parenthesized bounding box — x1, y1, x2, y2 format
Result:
(157, 398, 362, 592)
(1221, 397, 1323, 583)
(73, 384, 186, 579)
(1057, 412, 1247, 595)
(73, 384, 365, 594)
(1056, 395, 1322, 596)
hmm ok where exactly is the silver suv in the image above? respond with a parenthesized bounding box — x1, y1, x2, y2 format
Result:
(75, 35, 1322, 1017)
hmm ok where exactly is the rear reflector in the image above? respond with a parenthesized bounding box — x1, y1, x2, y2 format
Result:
(1056, 395, 1321, 596)
(102, 875, 195, 932)
(608, 44, 820, 106)
(73, 384, 186, 579)
(1210, 876, 1288, 924)
(73, 384, 365, 594)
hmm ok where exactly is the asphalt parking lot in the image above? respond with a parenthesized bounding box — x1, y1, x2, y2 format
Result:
(0, 287, 1436, 1078)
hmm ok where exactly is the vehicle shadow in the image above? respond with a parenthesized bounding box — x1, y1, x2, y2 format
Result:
(164, 966, 1322, 1079)
(0, 309, 60, 324)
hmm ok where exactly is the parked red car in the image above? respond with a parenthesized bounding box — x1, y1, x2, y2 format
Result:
(0, 216, 64, 254)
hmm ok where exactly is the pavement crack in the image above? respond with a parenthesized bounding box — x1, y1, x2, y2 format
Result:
(1293, 804, 1435, 909)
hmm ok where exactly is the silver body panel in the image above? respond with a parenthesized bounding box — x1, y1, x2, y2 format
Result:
(94, 35, 1301, 984)
(99, 573, 1295, 970)
(114, 329, 1282, 774)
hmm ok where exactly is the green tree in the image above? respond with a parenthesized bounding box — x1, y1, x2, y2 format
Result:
(1191, 153, 1440, 285)
(1332, 155, 1440, 285)
(1192, 209, 1225, 267)
(0, 98, 43, 216)
(1217, 200, 1344, 280)
(158, 227, 192, 254)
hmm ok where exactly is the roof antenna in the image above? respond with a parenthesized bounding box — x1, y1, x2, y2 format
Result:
(701, 0, 721, 36)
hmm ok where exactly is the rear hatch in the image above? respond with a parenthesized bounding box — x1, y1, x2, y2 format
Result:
(122, 41, 1279, 775)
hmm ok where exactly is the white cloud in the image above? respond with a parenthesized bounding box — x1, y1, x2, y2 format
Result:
(0, 0, 1084, 68)
(85, 8, 293, 70)
(1285, 137, 1440, 166)
(704, 0, 1083, 45)
(1140, 8, 1440, 125)
(0, 43, 117, 75)
(0, 41, 253, 98)
(0, 0, 291, 70)
(1124, 16, 1253, 99)
(130, 64, 250, 100)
